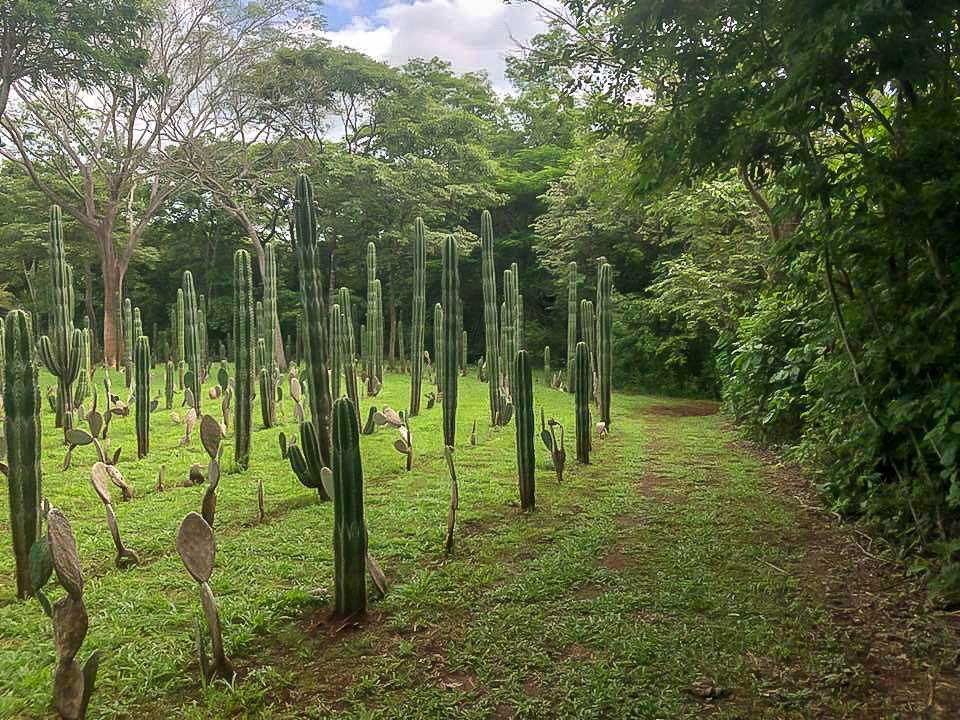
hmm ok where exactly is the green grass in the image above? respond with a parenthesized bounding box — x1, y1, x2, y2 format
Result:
(0, 366, 953, 718)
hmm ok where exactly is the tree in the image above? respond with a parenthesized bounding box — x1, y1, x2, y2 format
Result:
(0, 0, 151, 119)
(0, 0, 316, 367)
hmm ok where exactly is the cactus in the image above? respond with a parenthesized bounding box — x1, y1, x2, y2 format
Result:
(122, 297, 133, 387)
(597, 262, 613, 429)
(579, 299, 596, 387)
(503, 269, 517, 400)
(566, 262, 578, 393)
(37, 508, 103, 719)
(176, 289, 185, 388)
(234, 258, 254, 470)
(176, 512, 234, 685)
(263, 242, 278, 421)
(37, 207, 81, 432)
(515, 350, 535, 511)
(433, 303, 444, 395)
(397, 318, 405, 373)
(442, 235, 460, 447)
(374, 278, 383, 383)
(257, 338, 273, 428)
(517, 293, 525, 351)
(182, 271, 202, 413)
(575, 342, 592, 463)
(409, 218, 427, 417)
(288, 175, 333, 498)
(135, 336, 150, 458)
(337, 287, 361, 427)
(461, 330, 467, 376)
(164, 360, 175, 410)
(3, 309, 42, 598)
(90, 462, 140, 567)
(544, 345, 551, 386)
(332, 396, 367, 618)
(330, 303, 342, 399)
(366, 242, 377, 394)
(133, 306, 142, 344)
(198, 307, 207, 377)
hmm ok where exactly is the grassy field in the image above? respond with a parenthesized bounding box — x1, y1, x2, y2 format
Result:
(2, 365, 959, 719)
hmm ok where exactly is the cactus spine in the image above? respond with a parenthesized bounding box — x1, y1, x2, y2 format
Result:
(574, 341, 591, 463)
(233, 250, 254, 470)
(37, 207, 81, 432)
(183, 271, 202, 412)
(442, 236, 460, 447)
(566, 262, 578, 393)
(289, 174, 333, 495)
(597, 262, 613, 429)
(366, 242, 377, 394)
(332, 396, 367, 618)
(135, 336, 151, 458)
(409, 218, 426, 416)
(515, 349, 535, 511)
(4, 309, 42, 598)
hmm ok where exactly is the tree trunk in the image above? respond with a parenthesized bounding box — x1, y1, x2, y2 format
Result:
(102, 260, 122, 370)
(83, 262, 102, 364)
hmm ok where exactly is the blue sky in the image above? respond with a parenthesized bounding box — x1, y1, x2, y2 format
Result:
(318, 1, 553, 92)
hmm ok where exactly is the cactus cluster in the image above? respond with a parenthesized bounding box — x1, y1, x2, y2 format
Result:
(287, 175, 332, 499)
(37, 207, 81, 433)
(409, 218, 426, 416)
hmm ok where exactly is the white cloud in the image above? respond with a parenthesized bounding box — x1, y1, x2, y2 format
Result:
(322, 0, 554, 93)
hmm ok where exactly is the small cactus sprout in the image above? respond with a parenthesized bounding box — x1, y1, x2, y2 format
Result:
(37, 508, 103, 720)
(176, 512, 235, 684)
(90, 463, 140, 568)
(444, 445, 458, 554)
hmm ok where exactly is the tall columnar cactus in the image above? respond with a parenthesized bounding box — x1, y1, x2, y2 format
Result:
(37, 207, 81, 432)
(135, 336, 151, 459)
(574, 341, 591, 463)
(397, 318, 405, 373)
(597, 262, 613, 429)
(289, 174, 333, 491)
(515, 349, 535, 511)
(336, 297, 361, 428)
(165, 360, 175, 410)
(338, 287, 355, 362)
(566, 262, 578, 393)
(263, 242, 278, 419)
(254, 300, 263, 377)
(366, 242, 377, 394)
(332, 396, 367, 618)
(374, 279, 383, 383)
(461, 330, 467, 374)
(123, 297, 134, 387)
(257, 339, 272, 428)
(133, 307, 142, 343)
(410, 218, 426, 416)
(330, 303, 342, 399)
(233, 250, 254, 470)
(579, 299, 596, 384)
(183, 271, 202, 412)
(544, 345, 551, 386)
(480, 210, 501, 423)
(198, 307, 207, 377)
(4, 310, 41, 599)
(434, 303, 444, 394)
(442, 236, 460, 447)
(177, 289, 186, 388)
(517, 293, 525, 351)
(503, 269, 517, 400)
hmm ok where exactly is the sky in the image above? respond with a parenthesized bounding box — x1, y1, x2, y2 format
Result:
(320, 1, 555, 93)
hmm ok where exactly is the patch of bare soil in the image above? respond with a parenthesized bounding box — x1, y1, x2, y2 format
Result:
(730, 438, 960, 717)
(646, 400, 720, 417)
